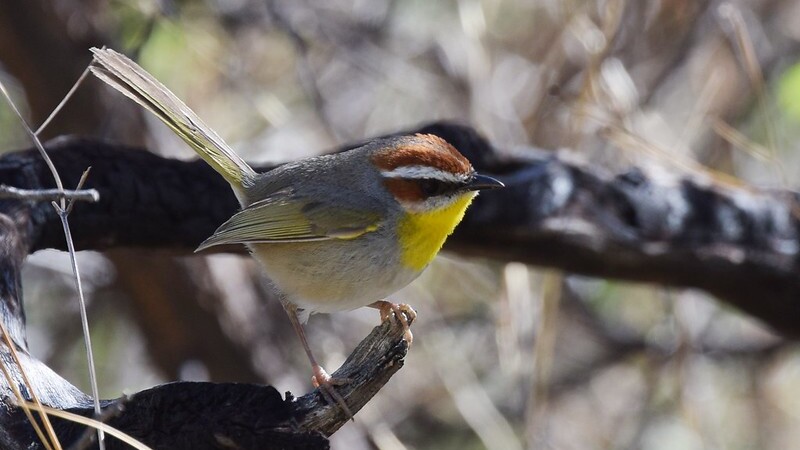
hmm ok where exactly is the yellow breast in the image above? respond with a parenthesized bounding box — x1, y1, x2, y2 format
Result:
(397, 193, 477, 271)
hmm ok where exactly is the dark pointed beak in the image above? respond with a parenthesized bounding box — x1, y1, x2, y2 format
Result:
(466, 173, 504, 191)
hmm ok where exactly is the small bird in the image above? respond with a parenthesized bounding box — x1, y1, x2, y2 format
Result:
(90, 48, 503, 416)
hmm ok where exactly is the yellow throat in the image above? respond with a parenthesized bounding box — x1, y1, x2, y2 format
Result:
(398, 192, 477, 271)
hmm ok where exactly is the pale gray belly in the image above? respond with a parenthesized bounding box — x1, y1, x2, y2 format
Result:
(248, 236, 420, 314)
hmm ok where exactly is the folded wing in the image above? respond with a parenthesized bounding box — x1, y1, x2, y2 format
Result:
(196, 189, 381, 251)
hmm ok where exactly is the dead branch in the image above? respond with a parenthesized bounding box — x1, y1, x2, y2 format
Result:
(9, 123, 800, 337)
(2, 121, 800, 448)
(2, 317, 409, 449)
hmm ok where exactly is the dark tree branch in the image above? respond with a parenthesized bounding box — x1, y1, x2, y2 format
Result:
(6, 122, 800, 336)
(2, 121, 799, 448)
(2, 317, 410, 449)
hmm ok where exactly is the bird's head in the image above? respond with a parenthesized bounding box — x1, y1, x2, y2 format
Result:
(371, 134, 503, 214)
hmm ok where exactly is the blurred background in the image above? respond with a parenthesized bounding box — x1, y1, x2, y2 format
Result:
(2, 0, 800, 449)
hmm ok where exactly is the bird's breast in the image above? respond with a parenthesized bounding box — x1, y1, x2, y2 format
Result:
(397, 192, 476, 271)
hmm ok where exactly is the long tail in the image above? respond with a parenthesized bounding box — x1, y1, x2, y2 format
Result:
(90, 47, 256, 199)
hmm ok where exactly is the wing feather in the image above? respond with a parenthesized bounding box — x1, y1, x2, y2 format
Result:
(196, 191, 381, 251)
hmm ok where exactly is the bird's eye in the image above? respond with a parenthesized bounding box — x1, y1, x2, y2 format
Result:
(418, 179, 452, 197)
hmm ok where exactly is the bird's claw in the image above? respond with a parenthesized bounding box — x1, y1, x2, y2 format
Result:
(376, 301, 416, 345)
(311, 364, 354, 420)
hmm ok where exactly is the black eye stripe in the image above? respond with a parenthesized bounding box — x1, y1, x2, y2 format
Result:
(417, 178, 461, 197)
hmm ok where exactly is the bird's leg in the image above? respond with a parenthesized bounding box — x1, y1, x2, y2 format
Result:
(368, 300, 416, 345)
(282, 302, 354, 419)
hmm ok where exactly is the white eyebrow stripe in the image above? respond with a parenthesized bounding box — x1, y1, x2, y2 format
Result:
(381, 165, 469, 183)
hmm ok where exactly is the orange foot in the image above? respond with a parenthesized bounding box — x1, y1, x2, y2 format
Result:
(311, 364, 354, 419)
(371, 301, 417, 345)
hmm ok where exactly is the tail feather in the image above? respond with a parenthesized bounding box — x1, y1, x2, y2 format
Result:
(90, 47, 256, 196)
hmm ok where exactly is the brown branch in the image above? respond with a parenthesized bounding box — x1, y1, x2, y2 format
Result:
(2, 317, 410, 449)
(10, 122, 797, 336)
(2, 121, 800, 448)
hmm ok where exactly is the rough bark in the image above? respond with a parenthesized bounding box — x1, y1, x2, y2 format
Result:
(1, 121, 799, 448)
(11, 122, 800, 336)
(1, 317, 410, 449)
